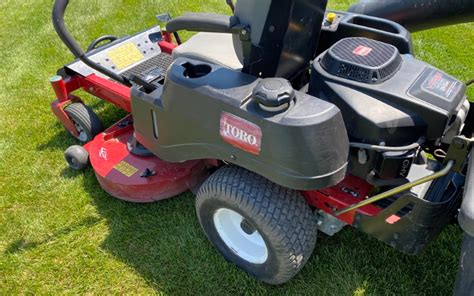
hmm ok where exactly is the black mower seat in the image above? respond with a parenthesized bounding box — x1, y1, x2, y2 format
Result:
(172, 32, 243, 70)
(167, 0, 327, 78)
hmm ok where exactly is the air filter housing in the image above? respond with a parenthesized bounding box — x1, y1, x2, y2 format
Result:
(321, 37, 402, 84)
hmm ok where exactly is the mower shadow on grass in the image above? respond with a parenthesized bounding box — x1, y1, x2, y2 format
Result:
(36, 127, 77, 152)
(68, 166, 463, 295)
(3, 216, 102, 255)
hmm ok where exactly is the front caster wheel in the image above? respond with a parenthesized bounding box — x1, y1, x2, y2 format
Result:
(64, 145, 89, 170)
(196, 166, 317, 285)
(64, 103, 103, 142)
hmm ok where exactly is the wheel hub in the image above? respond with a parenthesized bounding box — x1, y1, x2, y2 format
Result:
(73, 120, 88, 142)
(240, 219, 256, 235)
(213, 208, 268, 264)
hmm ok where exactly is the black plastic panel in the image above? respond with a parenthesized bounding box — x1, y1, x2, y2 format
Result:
(131, 58, 350, 190)
(355, 172, 464, 254)
(241, 0, 328, 79)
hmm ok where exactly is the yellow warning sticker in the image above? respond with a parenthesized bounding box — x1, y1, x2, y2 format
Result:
(114, 160, 139, 177)
(107, 42, 144, 70)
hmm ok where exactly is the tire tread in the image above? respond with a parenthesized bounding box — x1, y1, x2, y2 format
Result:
(196, 165, 317, 284)
(64, 103, 103, 142)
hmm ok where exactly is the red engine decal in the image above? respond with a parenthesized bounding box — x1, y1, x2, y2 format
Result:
(353, 45, 373, 56)
(220, 112, 262, 155)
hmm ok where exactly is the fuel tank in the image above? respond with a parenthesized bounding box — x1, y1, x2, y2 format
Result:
(131, 58, 349, 190)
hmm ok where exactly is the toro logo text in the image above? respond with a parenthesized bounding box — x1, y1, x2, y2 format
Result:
(220, 112, 262, 155)
(353, 45, 373, 56)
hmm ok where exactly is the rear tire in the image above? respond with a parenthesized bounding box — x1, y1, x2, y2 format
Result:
(64, 103, 103, 142)
(64, 145, 89, 170)
(196, 166, 317, 285)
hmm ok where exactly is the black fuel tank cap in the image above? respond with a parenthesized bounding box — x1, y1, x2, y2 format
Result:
(252, 78, 295, 111)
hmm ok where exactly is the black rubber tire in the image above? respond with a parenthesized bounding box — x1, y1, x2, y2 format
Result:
(196, 165, 317, 285)
(64, 145, 89, 170)
(64, 103, 103, 142)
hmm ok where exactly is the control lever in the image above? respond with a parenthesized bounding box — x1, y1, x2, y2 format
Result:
(156, 13, 182, 44)
(226, 0, 235, 13)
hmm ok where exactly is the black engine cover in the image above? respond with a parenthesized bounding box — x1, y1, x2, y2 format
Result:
(310, 37, 466, 146)
(321, 37, 402, 84)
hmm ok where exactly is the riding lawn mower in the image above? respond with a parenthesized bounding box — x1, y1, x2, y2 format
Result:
(50, 0, 474, 293)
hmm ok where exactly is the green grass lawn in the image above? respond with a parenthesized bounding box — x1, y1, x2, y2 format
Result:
(1, 0, 473, 294)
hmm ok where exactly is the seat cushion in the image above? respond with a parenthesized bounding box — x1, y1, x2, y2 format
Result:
(172, 32, 243, 70)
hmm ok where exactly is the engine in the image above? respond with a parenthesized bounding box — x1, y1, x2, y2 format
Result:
(310, 37, 470, 184)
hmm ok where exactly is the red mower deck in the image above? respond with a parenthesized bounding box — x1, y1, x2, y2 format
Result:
(86, 116, 207, 202)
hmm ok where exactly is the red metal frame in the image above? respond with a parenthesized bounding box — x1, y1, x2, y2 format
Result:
(52, 74, 131, 110)
(303, 175, 381, 225)
(51, 98, 80, 137)
(81, 75, 132, 112)
(162, 31, 173, 43)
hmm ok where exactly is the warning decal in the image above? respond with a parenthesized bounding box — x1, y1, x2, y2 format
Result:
(107, 42, 144, 70)
(421, 70, 461, 101)
(114, 160, 139, 177)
